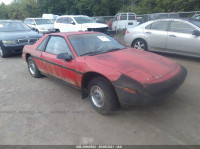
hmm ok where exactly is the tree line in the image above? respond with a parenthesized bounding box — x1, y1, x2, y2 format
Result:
(0, 0, 200, 20)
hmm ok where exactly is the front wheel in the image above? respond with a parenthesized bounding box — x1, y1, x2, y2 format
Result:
(28, 56, 43, 78)
(88, 77, 119, 115)
(132, 39, 148, 51)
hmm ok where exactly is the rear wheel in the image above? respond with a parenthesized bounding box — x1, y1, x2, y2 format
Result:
(88, 77, 119, 115)
(0, 46, 9, 58)
(28, 56, 43, 78)
(132, 39, 148, 51)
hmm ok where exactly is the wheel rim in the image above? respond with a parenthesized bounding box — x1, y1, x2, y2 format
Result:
(134, 41, 145, 50)
(28, 60, 36, 75)
(90, 86, 105, 108)
(0, 46, 3, 57)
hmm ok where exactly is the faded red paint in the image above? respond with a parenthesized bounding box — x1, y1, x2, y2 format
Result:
(22, 32, 182, 90)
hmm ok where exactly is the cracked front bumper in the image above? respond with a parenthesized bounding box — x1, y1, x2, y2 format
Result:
(113, 65, 187, 105)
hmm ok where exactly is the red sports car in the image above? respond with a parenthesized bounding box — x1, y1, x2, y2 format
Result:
(22, 32, 187, 115)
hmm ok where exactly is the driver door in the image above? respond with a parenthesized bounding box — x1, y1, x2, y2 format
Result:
(41, 35, 77, 86)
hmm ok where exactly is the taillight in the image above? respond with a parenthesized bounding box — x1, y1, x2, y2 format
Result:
(125, 30, 130, 34)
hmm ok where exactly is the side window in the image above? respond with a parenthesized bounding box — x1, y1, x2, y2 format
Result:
(30, 19, 34, 25)
(26, 19, 30, 24)
(169, 21, 196, 34)
(37, 36, 50, 51)
(145, 24, 151, 30)
(150, 21, 168, 31)
(68, 17, 73, 23)
(45, 36, 73, 56)
(128, 14, 136, 20)
(120, 14, 127, 20)
(62, 17, 68, 24)
(56, 18, 61, 23)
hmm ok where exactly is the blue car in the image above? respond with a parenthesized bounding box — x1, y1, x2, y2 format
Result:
(0, 20, 42, 58)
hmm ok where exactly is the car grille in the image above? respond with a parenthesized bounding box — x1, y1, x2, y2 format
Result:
(87, 27, 108, 34)
(29, 38, 38, 43)
(18, 38, 38, 44)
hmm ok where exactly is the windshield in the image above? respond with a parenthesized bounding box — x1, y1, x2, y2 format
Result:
(0, 22, 31, 32)
(68, 33, 125, 56)
(35, 19, 52, 25)
(188, 20, 200, 28)
(73, 17, 96, 24)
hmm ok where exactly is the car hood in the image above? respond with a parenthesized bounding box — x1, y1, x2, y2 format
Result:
(81, 23, 108, 28)
(0, 31, 42, 40)
(36, 24, 54, 29)
(86, 48, 178, 83)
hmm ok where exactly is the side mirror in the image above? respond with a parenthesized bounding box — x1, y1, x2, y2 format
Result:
(192, 30, 200, 36)
(71, 21, 75, 25)
(57, 53, 72, 61)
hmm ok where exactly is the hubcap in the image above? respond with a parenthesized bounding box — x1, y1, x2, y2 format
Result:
(29, 61, 36, 75)
(134, 41, 145, 50)
(0, 47, 3, 56)
(90, 86, 105, 108)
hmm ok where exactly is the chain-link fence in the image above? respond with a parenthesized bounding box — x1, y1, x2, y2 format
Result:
(91, 11, 200, 35)
(137, 11, 200, 25)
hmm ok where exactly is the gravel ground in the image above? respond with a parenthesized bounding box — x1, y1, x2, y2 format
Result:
(0, 37, 200, 145)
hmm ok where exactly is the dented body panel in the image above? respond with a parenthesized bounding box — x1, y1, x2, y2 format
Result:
(22, 32, 187, 105)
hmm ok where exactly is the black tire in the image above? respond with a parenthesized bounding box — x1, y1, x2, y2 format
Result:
(88, 77, 119, 115)
(132, 39, 148, 51)
(27, 56, 43, 78)
(0, 46, 9, 58)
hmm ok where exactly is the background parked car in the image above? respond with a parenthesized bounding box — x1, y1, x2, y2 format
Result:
(54, 15, 108, 34)
(92, 17, 107, 24)
(112, 12, 138, 31)
(24, 18, 55, 33)
(124, 19, 200, 57)
(0, 20, 42, 58)
(42, 14, 59, 23)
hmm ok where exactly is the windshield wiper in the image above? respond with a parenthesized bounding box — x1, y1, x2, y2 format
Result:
(80, 51, 104, 56)
(106, 48, 123, 52)
(80, 48, 124, 56)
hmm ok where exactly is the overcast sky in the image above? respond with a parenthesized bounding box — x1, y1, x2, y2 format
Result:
(0, 0, 13, 5)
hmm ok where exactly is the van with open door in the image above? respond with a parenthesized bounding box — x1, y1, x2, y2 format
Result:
(112, 12, 137, 31)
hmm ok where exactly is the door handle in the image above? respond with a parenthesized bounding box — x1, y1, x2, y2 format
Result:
(146, 32, 152, 34)
(169, 34, 176, 37)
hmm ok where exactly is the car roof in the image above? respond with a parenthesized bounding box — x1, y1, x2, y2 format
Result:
(140, 18, 200, 28)
(149, 18, 200, 23)
(116, 12, 136, 15)
(25, 18, 50, 20)
(47, 31, 103, 37)
(0, 20, 21, 22)
(58, 15, 88, 18)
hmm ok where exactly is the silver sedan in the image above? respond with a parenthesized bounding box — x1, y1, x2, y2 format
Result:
(124, 19, 200, 57)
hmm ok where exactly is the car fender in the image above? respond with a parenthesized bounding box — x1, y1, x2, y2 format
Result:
(130, 33, 150, 49)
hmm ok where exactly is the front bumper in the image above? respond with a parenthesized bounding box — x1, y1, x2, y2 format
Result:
(1, 42, 35, 54)
(113, 65, 187, 105)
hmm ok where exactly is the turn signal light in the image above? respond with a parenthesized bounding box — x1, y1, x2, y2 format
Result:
(123, 88, 138, 94)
